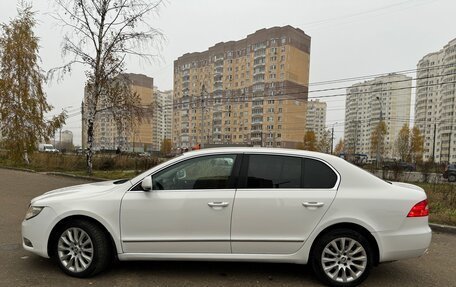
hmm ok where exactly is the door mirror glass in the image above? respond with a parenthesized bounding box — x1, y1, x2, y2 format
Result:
(141, 176, 153, 191)
(176, 169, 186, 180)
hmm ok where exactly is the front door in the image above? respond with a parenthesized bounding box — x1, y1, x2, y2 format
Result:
(120, 154, 239, 253)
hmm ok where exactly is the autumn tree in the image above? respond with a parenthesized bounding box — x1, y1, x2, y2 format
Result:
(317, 129, 331, 153)
(301, 130, 317, 151)
(51, 0, 164, 174)
(370, 121, 387, 162)
(396, 124, 411, 162)
(410, 126, 424, 163)
(334, 138, 344, 155)
(0, 5, 65, 164)
(160, 138, 172, 155)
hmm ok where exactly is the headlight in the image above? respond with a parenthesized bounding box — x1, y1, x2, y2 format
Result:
(25, 206, 44, 220)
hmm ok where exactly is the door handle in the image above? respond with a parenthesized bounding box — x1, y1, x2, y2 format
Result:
(302, 202, 325, 208)
(208, 202, 229, 208)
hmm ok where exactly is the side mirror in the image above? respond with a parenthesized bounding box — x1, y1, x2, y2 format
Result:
(141, 176, 153, 191)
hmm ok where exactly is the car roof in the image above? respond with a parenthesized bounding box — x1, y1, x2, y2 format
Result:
(180, 147, 341, 163)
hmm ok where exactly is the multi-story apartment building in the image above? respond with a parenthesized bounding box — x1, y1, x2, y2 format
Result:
(415, 38, 456, 163)
(306, 100, 327, 141)
(60, 130, 73, 145)
(172, 26, 311, 149)
(344, 73, 412, 159)
(82, 73, 154, 152)
(151, 87, 173, 151)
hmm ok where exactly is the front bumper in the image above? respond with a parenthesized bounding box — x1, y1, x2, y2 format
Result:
(21, 207, 57, 258)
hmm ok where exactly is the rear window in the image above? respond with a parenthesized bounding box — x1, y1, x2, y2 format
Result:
(243, 155, 338, 189)
(302, 158, 338, 188)
(246, 155, 301, 188)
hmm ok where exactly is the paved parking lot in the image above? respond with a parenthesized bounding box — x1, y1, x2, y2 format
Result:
(1, 168, 455, 286)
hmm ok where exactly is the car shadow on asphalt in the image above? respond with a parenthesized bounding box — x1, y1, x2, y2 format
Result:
(25, 255, 322, 285)
(111, 260, 320, 281)
(22, 254, 422, 286)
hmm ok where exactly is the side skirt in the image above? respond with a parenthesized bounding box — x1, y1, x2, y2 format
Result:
(118, 252, 307, 264)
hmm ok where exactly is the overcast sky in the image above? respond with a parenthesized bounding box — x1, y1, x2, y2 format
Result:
(1, 0, 455, 145)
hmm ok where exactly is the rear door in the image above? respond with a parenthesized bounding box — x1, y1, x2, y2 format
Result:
(230, 154, 339, 254)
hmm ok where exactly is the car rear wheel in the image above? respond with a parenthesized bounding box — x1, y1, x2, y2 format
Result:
(311, 229, 373, 287)
(53, 219, 111, 277)
(448, 174, 456, 182)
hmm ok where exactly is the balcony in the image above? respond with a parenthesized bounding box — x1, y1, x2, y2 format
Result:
(253, 75, 265, 84)
(254, 50, 266, 59)
(214, 57, 224, 66)
(253, 59, 266, 68)
(251, 117, 263, 124)
(214, 67, 223, 76)
(213, 82, 223, 91)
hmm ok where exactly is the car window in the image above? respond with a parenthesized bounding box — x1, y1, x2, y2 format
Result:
(246, 155, 301, 188)
(152, 154, 237, 190)
(302, 158, 337, 189)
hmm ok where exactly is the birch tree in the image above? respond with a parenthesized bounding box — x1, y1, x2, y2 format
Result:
(0, 5, 65, 164)
(334, 138, 344, 155)
(51, 0, 164, 174)
(396, 124, 411, 162)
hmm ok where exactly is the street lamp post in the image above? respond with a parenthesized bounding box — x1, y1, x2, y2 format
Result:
(376, 97, 383, 169)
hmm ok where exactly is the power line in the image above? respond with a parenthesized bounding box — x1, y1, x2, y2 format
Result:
(309, 62, 453, 86)
(166, 79, 455, 111)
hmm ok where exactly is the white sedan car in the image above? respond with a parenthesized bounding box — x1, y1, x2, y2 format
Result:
(22, 148, 431, 286)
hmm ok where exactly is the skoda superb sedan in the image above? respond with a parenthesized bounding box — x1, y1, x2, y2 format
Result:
(22, 148, 431, 287)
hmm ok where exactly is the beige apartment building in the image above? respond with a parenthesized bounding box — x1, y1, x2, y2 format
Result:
(152, 87, 173, 151)
(344, 73, 412, 159)
(172, 26, 311, 149)
(60, 130, 73, 145)
(415, 38, 456, 163)
(82, 73, 154, 152)
(305, 99, 327, 141)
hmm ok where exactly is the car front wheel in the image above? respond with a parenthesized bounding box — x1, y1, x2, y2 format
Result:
(311, 229, 373, 287)
(448, 174, 456, 182)
(53, 219, 111, 277)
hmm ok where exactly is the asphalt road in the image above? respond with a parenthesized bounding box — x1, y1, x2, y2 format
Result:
(0, 168, 455, 287)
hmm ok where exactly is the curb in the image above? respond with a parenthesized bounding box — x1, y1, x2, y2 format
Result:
(1, 167, 114, 182)
(429, 223, 456, 234)
(43, 172, 105, 182)
(0, 166, 36, 173)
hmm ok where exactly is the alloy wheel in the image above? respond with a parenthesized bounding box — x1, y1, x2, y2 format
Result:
(57, 227, 94, 273)
(321, 237, 367, 283)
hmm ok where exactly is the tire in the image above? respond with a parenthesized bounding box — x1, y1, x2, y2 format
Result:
(311, 229, 373, 287)
(52, 219, 112, 277)
(448, 174, 456, 182)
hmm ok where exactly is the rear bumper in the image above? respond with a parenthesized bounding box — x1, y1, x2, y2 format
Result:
(376, 218, 432, 262)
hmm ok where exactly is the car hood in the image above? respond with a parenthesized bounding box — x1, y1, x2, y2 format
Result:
(31, 180, 131, 204)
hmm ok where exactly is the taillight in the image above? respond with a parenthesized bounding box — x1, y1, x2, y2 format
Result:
(407, 199, 429, 217)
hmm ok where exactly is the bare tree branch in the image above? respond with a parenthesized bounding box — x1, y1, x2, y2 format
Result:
(50, 0, 164, 174)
